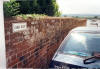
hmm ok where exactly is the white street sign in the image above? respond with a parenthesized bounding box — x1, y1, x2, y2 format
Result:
(12, 23, 27, 32)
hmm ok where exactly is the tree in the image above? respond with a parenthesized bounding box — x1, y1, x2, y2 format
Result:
(17, 1, 31, 14)
(3, 0, 20, 17)
(37, 0, 61, 16)
(37, 0, 46, 14)
(4, 0, 61, 17)
(17, 0, 40, 14)
(52, 1, 61, 16)
(16, 0, 61, 16)
(94, 16, 98, 19)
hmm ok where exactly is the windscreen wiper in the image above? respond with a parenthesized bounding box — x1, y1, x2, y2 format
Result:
(83, 53, 100, 64)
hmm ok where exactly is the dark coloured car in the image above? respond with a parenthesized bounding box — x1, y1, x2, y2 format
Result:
(50, 27, 100, 69)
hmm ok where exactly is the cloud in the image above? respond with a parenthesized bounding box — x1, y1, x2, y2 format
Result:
(57, 0, 100, 14)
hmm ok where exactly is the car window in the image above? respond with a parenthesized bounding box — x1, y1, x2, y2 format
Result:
(60, 32, 100, 57)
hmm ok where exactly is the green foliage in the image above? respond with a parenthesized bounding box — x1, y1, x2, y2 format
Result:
(3, 0, 20, 17)
(94, 16, 98, 19)
(37, 0, 61, 16)
(16, 14, 47, 19)
(17, 0, 41, 14)
(52, 1, 61, 16)
(4, 0, 61, 17)
(18, 0, 60, 16)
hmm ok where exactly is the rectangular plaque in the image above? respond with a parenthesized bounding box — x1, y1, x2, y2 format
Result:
(12, 22, 27, 32)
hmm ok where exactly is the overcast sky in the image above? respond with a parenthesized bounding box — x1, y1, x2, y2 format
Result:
(56, 0, 100, 14)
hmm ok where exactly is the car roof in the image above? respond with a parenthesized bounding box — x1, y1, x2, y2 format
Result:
(71, 27, 100, 33)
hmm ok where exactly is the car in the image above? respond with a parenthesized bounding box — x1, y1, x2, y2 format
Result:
(49, 27, 100, 69)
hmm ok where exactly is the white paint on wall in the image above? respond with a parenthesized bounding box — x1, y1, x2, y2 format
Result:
(0, 0, 7, 68)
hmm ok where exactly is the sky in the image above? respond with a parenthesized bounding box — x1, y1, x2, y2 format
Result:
(56, 0, 100, 15)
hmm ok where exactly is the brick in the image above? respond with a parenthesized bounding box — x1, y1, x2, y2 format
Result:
(27, 47, 34, 52)
(8, 58, 19, 67)
(17, 52, 22, 58)
(12, 64, 17, 68)
(24, 52, 30, 58)
(11, 54, 17, 61)
(23, 49, 28, 55)
(5, 17, 86, 68)
(17, 62, 23, 68)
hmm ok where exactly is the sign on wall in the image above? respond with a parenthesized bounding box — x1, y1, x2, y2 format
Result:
(12, 22, 27, 32)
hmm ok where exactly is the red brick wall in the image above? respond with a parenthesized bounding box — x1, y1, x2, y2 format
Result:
(4, 17, 86, 68)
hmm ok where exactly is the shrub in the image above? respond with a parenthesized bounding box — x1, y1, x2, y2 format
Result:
(16, 14, 48, 19)
(3, 0, 20, 17)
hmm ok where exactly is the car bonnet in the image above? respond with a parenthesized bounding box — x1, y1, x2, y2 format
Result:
(53, 53, 100, 68)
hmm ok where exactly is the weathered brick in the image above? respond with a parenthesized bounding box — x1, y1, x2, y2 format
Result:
(8, 58, 19, 67)
(5, 17, 86, 68)
(17, 52, 23, 58)
(17, 62, 23, 68)
(11, 54, 17, 61)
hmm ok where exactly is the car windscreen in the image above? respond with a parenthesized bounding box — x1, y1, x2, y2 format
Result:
(60, 32, 100, 57)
